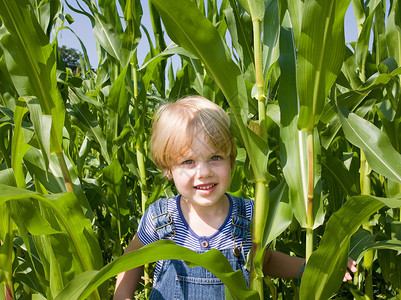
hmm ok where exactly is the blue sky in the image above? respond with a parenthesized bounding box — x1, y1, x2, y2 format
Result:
(58, 1, 361, 68)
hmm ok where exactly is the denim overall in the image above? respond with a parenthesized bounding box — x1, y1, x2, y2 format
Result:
(149, 195, 251, 300)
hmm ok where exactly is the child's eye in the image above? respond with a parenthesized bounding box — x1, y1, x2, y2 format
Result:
(182, 159, 195, 165)
(210, 155, 222, 162)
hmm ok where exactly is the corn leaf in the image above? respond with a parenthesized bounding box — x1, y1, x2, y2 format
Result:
(355, 0, 381, 72)
(296, 0, 351, 131)
(386, 0, 401, 66)
(338, 107, 401, 183)
(66, 93, 111, 165)
(278, 16, 324, 228)
(24, 96, 52, 170)
(300, 195, 401, 300)
(286, 0, 304, 44)
(236, 0, 264, 21)
(103, 159, 129, 257)
(262, 0, 280, 82)
(350, 229, 401, 261)
(107, 64, 129, 148)
(55, 240, 259, 300)
(224, 1, 253, 75)
(79, 0, 124, 65)
(263, 181, 292, 247)
(11, 100, 31, 188)
(0, 185, 103, 272)
(0, 0, 65, 156)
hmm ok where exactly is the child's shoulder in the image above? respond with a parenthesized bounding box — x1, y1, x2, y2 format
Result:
(228, 194, 254, 205)
(147, 195, 180, 216)
(227, 194, 254, 217)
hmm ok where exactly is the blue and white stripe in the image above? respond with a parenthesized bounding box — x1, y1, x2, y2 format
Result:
(137, 194, 254, 281)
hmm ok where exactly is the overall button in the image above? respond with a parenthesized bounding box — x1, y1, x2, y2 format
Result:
(201, 241, 209, 248)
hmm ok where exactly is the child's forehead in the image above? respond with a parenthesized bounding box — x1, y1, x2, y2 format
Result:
(176, 134, 219, 157)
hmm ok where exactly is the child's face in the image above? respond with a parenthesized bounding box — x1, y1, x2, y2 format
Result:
(170, 133, 231, 210)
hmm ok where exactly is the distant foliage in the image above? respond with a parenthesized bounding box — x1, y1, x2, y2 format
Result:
(59, 45, 81, 71)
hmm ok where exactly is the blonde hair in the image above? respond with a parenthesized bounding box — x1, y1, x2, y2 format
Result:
(151, 96, 237, 177)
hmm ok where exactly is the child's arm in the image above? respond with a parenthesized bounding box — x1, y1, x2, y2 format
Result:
(263, 249, 305, 278)
(113, 234, 145, 300)
(263, 249, 358, 281)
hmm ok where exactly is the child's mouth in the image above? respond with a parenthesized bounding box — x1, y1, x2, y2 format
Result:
(194, 184, 216, 190)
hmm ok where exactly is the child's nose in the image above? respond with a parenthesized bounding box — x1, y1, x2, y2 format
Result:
(196, 162, 212, 178)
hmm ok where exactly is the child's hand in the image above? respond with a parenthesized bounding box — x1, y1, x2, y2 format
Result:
(343, 257, 357, 282)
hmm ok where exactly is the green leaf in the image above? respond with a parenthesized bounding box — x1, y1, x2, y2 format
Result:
(55, 240, 259, 300)
(278, 16, 323, 228)
(236, 0, 264, 21)
(378, 228, 401, 290)
(0, 0, 65, 155)
(341, 46, 363, 89)
(24, 148, 66, 193)
(338, 107, 401, 183)
(91, 6, 123, 64)
(350, 228, 401, 262)
(320, 89, 374, 148)
(67, 92, 111, 165)
(296, 0, 351, 131)
(355, 0, 381, 72)
(321, 152, 358, 196)
(10, 199, 61, 236)
(373, 1, 387, 65)
(0, 185, 103, 272)
(358, 67, 401, 91)
(300, 195, 401, 299)
(286, 0, 304, 44)
(139, 45, 197, 71)
(224, 2, 253, 76)
(24, 96, 52, 172)
(11, 99, 31, 188)
(103, 159, 129, 257)
(262, 0, 280, 82)
(263, 181, 292, 247)
(386, 0, 401, 66)
(0, 185, 103, 298)
(0, 169, 16, 187)
(33, 234, 65, 297)
(107, 64, 129, 150)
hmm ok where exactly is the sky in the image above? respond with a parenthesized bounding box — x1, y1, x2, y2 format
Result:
(58, 0, 361, 68)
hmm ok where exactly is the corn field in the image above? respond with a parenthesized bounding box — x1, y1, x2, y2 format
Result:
(0, 0, 401, 299)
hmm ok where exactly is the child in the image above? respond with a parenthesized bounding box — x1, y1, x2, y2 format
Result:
(114, 96, 357, 299)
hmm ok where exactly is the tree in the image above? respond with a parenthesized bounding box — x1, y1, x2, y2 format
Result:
(59, 45, 81, 71)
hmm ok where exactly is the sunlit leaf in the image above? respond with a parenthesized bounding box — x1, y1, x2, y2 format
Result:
(55, 240, 259, 300)
(296, 0, 351, 131)
(278, 15, 324, 228)
(236, 0, 264, 21)
(338, 107, 401, 183)
(10, 99, 30, 188)
(300, 195, 401, 299)
(386, 0, 401, 65)
(0, 185, 104, 272)
(262, 0, 280, 82)
(0, 0, 65, 156)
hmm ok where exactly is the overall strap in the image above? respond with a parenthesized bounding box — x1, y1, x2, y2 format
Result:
(150, 197, 176, 240)
(231, 196, 251, 257)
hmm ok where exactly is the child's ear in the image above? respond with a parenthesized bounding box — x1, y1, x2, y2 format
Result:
(163, 169, 172, 180)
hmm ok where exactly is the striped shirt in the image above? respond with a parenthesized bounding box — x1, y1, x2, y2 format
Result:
(137, 194, 254, 281)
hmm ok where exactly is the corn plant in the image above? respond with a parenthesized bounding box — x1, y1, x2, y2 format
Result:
(1, 0, 401, 299)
